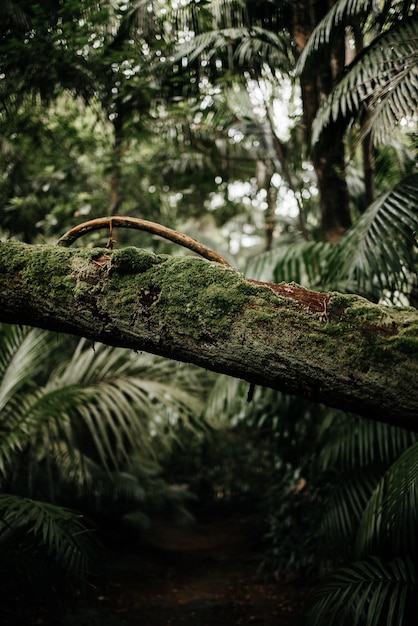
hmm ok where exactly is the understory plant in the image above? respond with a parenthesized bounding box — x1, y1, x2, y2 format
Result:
(0, 322, 207, 603)
(306, 417, 418, 626)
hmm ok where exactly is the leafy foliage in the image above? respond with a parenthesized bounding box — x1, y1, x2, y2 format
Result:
(0, 493, 98, 603)
(317, 414, 418, 561)
(0, 322, 208, 602)
(0, 327, 204, 483)
(1, 1, 418, 622)
(310, 14, 418, 145)
(356, 442, 418, 559)
(306, 556, 417, 626)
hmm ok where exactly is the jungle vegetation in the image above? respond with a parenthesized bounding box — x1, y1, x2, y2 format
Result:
(1, 1, 418, 624)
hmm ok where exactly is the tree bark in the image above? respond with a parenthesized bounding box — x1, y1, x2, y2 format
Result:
(0, 241, 417, 429)
(291, 0, 352, 241)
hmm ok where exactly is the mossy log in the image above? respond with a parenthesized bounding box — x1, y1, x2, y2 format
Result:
(0, 241, 417, 429)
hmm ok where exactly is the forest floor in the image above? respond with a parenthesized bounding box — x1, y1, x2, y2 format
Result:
(5, 512, 310, 626)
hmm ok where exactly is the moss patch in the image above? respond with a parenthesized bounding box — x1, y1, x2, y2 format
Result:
(0, 242, 77, 299)
(111, 246, 164, 274)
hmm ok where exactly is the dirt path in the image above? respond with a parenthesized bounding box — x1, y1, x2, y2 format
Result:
(3, 514, 308, 625)
(99, 515, 308, 626)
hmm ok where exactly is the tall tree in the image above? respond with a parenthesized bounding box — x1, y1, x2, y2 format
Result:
(171, 0, 353, 240)
(290, 0, 352, 240)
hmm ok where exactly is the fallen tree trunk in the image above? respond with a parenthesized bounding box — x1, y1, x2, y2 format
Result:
(0, 241, 417, 429)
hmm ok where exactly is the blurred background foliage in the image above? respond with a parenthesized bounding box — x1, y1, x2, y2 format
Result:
(1, 0, 418, 623)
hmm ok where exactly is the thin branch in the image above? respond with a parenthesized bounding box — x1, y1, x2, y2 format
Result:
(56, 216, 231, 266)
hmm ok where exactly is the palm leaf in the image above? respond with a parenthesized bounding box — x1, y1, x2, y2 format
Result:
(319, 415, 418, 470)
(0, 325, 52, 413)
(310, 15, 418, 145)
(296, 0, 382, 73)
(317, 414, 417, 559)
(204, 374, 248, 425)
(356, 442, 418, 559)
(320, 469, 380, 556)
(326, 173, 418, 299)
(245, 239, 334, 288)
(0, 333, 206, 483)
(306, 556, 416, 626)
(175, 26, 289, 71)
(0, 493, 98, 598)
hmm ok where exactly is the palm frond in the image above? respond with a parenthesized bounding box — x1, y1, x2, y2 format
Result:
(356, 441, 418, 559)
(234, 26, 291, 70)
(296, 0, 376, 73)
(204, 374, 248, 425)
(245, 240, 334, 288)
(318, 415, 418, 559)
(320, 470, 380, 557)
(47, 345, 204, 468)
(365, 63, 418, 144)
(0, 493, 98, 599)
(311, 15, 418, 145)
(319, 415, 418, 470)
(326, 173, 418, 299)
(306, 555, 417, 626)
(0, 334, 206, 483)
(175, 27, 289, 71)
(0, 325, 51, 412)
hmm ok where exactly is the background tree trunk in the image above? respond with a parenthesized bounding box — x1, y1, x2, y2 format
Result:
(291, 0, 352, 240)
(0, 241, 417, 429)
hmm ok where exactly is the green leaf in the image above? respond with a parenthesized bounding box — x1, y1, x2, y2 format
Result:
(306, 556, 417, 626)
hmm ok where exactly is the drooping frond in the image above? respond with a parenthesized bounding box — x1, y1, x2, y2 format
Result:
(234, 27, 292, 71)
(326, 173, 418, 299)
(0, 332, 205, 482)
(204, 374, 248, 425)
(0, 493, 98, 598)
(356, 442, 418, 559)
(318, 415, 418, 556)
(311, 15, 418, 145)
(175, 27, 290, 72)
(319, 415, 418, 470)
(306, 556, 417, 626)
(296, 0, 376, 73)
(320, 469, 380, 556)
(0, 325, 51, 413)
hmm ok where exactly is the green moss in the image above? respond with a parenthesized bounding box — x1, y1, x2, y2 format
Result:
(390, 335, 418, 355)
(0, 241, 31, 274)
(150, 259, 250, 338)
(244, 308, 273, 325)
(99, 254, 279, 340)
(12, 244, 76, 298)
(111, 246, 163, 274)
(328, 292, 358, 307)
